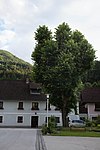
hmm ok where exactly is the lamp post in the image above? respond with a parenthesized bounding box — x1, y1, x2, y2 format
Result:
(46, 94, 49, 128)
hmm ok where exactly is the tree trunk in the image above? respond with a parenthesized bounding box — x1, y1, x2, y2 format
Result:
(62, 95, 69, 127)
(62, 107, 67, 127)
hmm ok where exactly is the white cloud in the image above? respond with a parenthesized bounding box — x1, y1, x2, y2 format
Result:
(0, 30, 16, 46)
(0, 0, 100, 63)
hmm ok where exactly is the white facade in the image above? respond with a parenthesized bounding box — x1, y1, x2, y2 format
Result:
(85, 103, 100, 120)
(0, 100, 62, 127)
(0, 80, 81, 127)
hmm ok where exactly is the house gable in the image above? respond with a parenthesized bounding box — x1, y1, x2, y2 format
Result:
(80, 87, 100, 120)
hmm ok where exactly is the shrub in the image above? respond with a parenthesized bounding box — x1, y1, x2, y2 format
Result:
(96, 116, 100, 125)
(47, 116, 57, 134)
(85, 119, 92, 127)
(41, 124, 48, 135)
(97, 124, 100, 128)
(42, 116, 57, 135)
(91, 120, 97, 127)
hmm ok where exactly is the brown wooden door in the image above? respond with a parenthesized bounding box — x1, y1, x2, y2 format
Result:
(31, 116, 38, 128)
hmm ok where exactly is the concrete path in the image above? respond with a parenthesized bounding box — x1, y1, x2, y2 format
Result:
(43, 136, 100, 150)
(0, 128, 37, 150)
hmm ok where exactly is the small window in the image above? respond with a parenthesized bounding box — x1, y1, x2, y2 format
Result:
(0, 116, 3, 123)
(55, 117, 60, 123)
(0, 101, 3, 109)
(92, 117, 97, 120)
(45, 117, 60, 123)
(95, 103, 100, 111)
(18, 102, 24, 110)
(30, 89, 41, 94)
(17, 116, 23, 123)
(31, 102, 39, 110)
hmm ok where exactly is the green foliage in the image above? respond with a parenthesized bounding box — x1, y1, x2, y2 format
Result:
(32, 22, 95, 127)
(85, 119, 93, 127)
(47, 116, 57, 134)
(0, 50, 32, 80)
(41, 124, 48, 135)
(51, 129, 100, 137)
(83, 60, 100, 84)
(96, 115, 100, 125)
(42, 116, 57, 135)
(97, 124, 100, 128)
(85, 117, 100, 128)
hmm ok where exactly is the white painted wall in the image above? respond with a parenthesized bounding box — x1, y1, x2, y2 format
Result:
(0, 100, 62, 127)
(86, 103, 100, 120)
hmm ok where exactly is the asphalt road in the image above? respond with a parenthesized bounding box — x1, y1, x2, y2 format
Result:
(44, 136, 100, 150)
(0, 128, 36, 150)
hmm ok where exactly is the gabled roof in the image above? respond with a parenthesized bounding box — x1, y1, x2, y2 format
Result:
(81, 87, 100, 103)
(0, 80, 46, 101)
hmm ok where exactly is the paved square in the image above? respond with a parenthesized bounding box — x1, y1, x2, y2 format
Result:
(44, 136, 100, 150)
(0, 128, 36, 150)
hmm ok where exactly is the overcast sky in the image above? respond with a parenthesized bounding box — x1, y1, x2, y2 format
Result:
(0, 0, 100, 64)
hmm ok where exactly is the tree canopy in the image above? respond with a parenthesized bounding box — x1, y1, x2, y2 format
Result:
(32, 22, 95, 127)
(83, 60, 100, 84)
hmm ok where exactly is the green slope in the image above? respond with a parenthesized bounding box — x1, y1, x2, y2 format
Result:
(0, 50, 32, 80)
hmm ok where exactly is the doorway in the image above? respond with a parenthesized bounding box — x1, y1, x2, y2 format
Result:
(31, 116, 38, 128)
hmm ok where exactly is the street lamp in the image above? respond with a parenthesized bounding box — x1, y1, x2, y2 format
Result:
(46, 94, 49, 128)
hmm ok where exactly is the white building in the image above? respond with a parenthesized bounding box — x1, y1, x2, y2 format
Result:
(0, 80, 62, 128)
(79, 87, 100, 121)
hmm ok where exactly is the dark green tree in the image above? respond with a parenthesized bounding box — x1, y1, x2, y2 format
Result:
(83, 60, 100, 84)
(32, 22, 95, 127)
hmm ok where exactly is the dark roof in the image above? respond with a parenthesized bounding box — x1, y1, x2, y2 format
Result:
(0, 80, 46, 101)
(81, 87, 100, 103)
(29, 82, 41, 89)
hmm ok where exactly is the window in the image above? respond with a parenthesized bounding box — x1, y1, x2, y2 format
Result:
(17, 116, 23, 123)
(18, 102, 24, 110)
(0, 116, 3, 123)
(95, 103, 100, 111)
(0, 101, 3, 109)
(55, 117, 60, 123)
(30, 89, 41, 94)
(45, 102, 51, 110)
(92, 117, 97, 120)
(72, 120, 84, 123)
(45, 117, 60, 123)
(31, 102, 39, 110)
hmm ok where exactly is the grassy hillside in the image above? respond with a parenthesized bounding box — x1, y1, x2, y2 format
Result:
(0, 50, 32, 80)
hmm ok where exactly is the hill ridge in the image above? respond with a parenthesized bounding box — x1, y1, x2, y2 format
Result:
(0, 49, 32, 80)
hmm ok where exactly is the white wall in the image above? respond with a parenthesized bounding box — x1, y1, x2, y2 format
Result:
(0, 100, 62, 127)
(86, 103, 100, 120)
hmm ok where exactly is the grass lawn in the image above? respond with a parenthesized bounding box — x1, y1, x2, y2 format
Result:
(51, 128, 100, 137)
